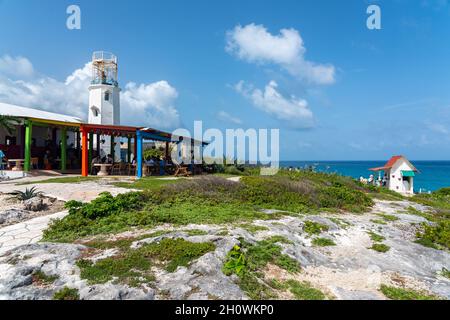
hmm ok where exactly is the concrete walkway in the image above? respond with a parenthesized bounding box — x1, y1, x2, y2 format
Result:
(0, 211, 69, 256)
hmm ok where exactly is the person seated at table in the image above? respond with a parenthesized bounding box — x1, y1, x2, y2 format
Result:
(43, 150, 54, 169)
(144, 158, 156, 166)
(106, 154, 114, 164)
(91, 155, 101, 175)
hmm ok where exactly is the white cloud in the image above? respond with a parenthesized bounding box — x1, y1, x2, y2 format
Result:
(235, 80, 314, 129)
(0, 55, 180, 129)
(217, 110, 242, 125)
(0, 55, 34, 78)
(122, 81, 180, 129)
(226, 23, 335, 85)
(426, 121, 449, 135)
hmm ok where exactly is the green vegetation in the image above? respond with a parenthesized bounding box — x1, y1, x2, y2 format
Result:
(112, 177, 182, 190)
(183, 229, 208, 236)
(405, 206, 435, 221)
(32, 270, 58, 285)
(211, 162, 261, 177)
(78, 238, 215, 286)
(367, 231, 385, 242)
(370, 219, 387, 225)
(0, 115, 20, 135)
(18, 176, 99, 185)
(303, 221, 329, 235)
(376, 213, 399, 222)
(416, 220, 450, 250)
(53, 287, 79, 300)
(8, 186, 43, 201)
(407, 188, 450, 251)
(223, 237, 300, 299)
(312, 237, 336, 247)
(328, 217, 352, 229)
(440, 268, 450, 279)
(412, 187, 450, 214)
(285, 279, 326, 300)
(369, 243, 390, 253)
(368, 187, 405, 201)
(45, 173, 374, 242)
(239, 224, 270, 234)
(380, 285, 439, 300)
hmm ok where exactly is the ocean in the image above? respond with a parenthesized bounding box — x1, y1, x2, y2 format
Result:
(280, 161, 450, 192)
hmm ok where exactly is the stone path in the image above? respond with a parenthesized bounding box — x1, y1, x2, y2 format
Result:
(0, 211, 69, 256)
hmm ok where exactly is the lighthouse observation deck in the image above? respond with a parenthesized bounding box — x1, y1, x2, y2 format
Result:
(91, 51, 118, 87)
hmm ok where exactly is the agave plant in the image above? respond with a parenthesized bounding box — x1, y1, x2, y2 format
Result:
(8, 186, 43, 201)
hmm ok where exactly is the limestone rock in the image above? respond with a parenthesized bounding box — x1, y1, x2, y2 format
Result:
(23, 197, 45, 212)
(0, 209, 29, 225)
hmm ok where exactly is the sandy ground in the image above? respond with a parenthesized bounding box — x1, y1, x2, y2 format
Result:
(0, 176, 135, 202)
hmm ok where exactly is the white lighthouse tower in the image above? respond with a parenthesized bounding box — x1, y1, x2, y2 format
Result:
(88, 51, 121, 160)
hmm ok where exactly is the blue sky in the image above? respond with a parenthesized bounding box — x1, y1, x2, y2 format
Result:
(0, 0, 450, 160)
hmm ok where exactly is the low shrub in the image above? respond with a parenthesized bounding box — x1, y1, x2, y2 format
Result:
(53, 287, 79, 300)
(370, 243, 390, 253)
(78, 238, 215, 286)
(286, 279, 326, 300)
(223, 237, 300, 299)
(303, 221, 329, 235)
(312, 237, 336, 247)
(416, 220, 450, 250)
(380, 285, 439, 300)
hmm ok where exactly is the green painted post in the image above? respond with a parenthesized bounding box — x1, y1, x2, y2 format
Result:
(88, 132, 93, 172)
(110, 136, 115, 161)
(127, 136, 132, 163)
(24, 120, 32, 172)
(61, 127, 67, 172)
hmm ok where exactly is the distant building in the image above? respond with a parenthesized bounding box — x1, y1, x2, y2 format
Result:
(88, 51, 121, 160)
(370, 155, 418, 195)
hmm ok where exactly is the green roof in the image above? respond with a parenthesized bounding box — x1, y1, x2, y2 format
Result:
(401, 170, 415, 177)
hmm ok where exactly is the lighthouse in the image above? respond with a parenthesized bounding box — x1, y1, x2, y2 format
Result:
(88, 51, 121, 160)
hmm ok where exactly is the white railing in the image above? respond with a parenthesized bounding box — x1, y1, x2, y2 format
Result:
(92, 51, 117, 64)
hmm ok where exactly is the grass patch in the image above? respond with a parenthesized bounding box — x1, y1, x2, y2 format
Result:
(405, 206, 435, 221)
(380, 285, 439, 300)
(367, 231, 385, 242)
(44, 173, 374, 242)
(78, 238, 215, 286)
(328, 217, 352, 229)
(370, 219, 387, 225)
(18, 176, 99, 185)
(416, 220, 450, 250)
(377, 214, 399, 222)
(239, 224, 270, 234)
(303, 221, 329, 235)
(286, 279, 326, 300)
(223, 237, 300, 299)
(183, 229, 209, 236)
(312, 237, 336, 247)
(440, 268, 450, 279)
(53, 287, 79, 300)
(112, 177, 182, 190)
(32, 270, 58, 285)
(369, 243, 390, 253)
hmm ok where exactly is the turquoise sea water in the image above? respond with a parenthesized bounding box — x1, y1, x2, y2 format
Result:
(280, 161, 450, 192)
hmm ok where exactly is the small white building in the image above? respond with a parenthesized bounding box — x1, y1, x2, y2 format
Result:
(370, 155, 418, 195)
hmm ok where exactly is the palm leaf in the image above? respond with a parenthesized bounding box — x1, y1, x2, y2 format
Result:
(0, 115, 20, 135)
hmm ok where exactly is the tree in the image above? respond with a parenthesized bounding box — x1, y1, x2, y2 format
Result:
(0, 115, 20, 135)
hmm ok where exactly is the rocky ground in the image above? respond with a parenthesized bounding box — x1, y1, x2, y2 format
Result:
(0, 186, 449, 300)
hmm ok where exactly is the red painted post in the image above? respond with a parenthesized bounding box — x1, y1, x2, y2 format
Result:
(81, 127, 89, 177)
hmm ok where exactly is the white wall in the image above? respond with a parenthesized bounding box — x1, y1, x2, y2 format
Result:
(387, 158, 415, 194)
